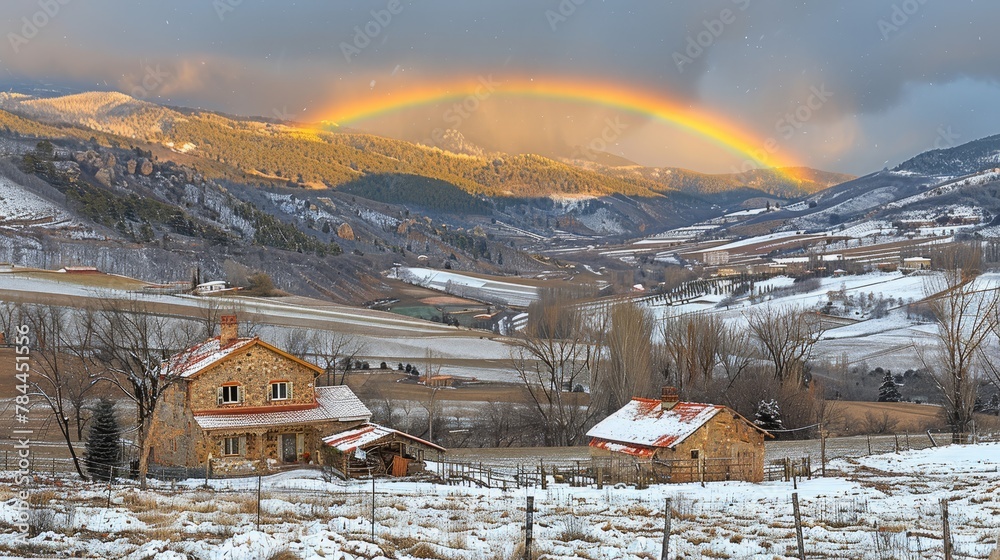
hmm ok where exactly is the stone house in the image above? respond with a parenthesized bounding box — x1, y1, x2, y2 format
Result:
(587, 387, 770, 483)
(150, 316, 372, 476)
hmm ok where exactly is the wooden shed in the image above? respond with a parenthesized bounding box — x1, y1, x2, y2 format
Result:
(322, 423, 445, 478)
(587, 387, 770, 483)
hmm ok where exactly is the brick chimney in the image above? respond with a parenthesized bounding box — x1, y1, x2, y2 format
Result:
(661, 386, 680, 411)
(219, 315, 238, 345)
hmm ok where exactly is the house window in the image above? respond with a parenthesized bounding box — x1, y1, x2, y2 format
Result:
(219, 384, 241, 405)
(691, 450, 700, 459)
(223, 436, 241, 456)
(269, 381, 291, 401)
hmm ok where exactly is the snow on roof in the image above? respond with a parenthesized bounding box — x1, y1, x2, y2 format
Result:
(165, 336, 259, 378)
(323, 422, 445, 453)
(194, 386, 371, 431)
(586, 398, 724, 450)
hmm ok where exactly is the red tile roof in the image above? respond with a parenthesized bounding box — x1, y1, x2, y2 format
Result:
(323, 422, 446, 453)
(193, 386, 371, 431)
(587, 398, 725, 450)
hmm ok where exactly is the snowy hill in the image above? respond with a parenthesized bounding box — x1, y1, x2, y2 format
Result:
(896, 133, 1000, 176)
(0, 91, 183, 137)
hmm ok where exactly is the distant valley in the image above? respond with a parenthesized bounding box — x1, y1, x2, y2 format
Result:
(0, 90, 998, 310)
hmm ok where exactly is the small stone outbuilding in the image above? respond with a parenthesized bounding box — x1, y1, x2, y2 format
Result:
(587, 387, 770, 483)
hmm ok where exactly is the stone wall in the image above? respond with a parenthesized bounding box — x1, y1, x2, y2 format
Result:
(188, 341, 320, 412)
(658, 411, 765, 482)
(149, 381, 205, 468)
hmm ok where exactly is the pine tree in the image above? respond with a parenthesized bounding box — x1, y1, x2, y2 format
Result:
(987, 394, 1000, 416)
(85, 398, 121, 482)
(754, 399, 784, 433)
(877, 370, 902, 402)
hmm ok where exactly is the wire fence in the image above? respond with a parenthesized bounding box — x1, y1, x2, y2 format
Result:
(4, 450, 999, 560)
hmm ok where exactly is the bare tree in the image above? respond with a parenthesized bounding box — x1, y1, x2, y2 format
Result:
(745, 306, 824, 387)
(420, 350, 443, 443)
(921, 269, 999, 439)
(312, 331, 368, 386)
(0, 301, 20, 341)
(511, 290, 599, 447)
(596, 301, 657, 415)
(660, 312, 725, 393)
(23, 305, 97, 479)
(718, 320, 755, 389)
(87, 297, 201, 489)
(510, 328, 593, 446)
(282, 328, 319, 360)
(195, 296, 224, 339)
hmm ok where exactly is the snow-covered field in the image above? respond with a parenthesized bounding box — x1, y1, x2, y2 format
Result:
(0, 177, 73, 228)
(642, 270, 1000, 370)
(0, 273, 517, 368)
(393, 267, 540, 307)
(1, 443, 997, 559)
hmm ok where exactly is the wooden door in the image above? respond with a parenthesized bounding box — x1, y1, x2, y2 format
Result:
(281, 434, 297, 463)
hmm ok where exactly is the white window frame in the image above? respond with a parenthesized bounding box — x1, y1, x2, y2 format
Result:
(269, 381, 290, 401)
(222, 436, 241, 456)
(220, 385, 241, 404)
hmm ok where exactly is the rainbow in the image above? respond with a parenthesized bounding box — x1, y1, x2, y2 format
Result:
(318, 76, 804, 179)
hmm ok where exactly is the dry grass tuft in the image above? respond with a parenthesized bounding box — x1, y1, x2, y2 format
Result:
(408, 542, 448, 559)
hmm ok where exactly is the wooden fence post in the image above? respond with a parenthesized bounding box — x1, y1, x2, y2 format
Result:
(867, 434, 872, 455)
(820, 429, 827, 477)
(941, 498, 953, 560)
(792, 492, 806, 560)
(661, 497, 672, 560)
(524, 495, 534, 560)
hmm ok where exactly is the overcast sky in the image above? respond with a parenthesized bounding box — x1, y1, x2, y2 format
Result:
(0, 0, 997, 175)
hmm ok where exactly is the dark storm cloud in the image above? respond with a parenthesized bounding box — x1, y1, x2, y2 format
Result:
(0, 0, 997, 173)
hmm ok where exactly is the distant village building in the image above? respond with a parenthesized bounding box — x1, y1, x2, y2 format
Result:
(195, 280, 235, 295)
(59, 266, 99, 274)
(900, 256, 932, 271)
(587, 387, 770, 483)
(702, 250, 730, 266)
(151, 316, 442, 478)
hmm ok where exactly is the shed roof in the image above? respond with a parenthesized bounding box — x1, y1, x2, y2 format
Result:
(323, 422, 446, 453)
(194, 386, 371, 431)
(587, 398, 725, 450)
